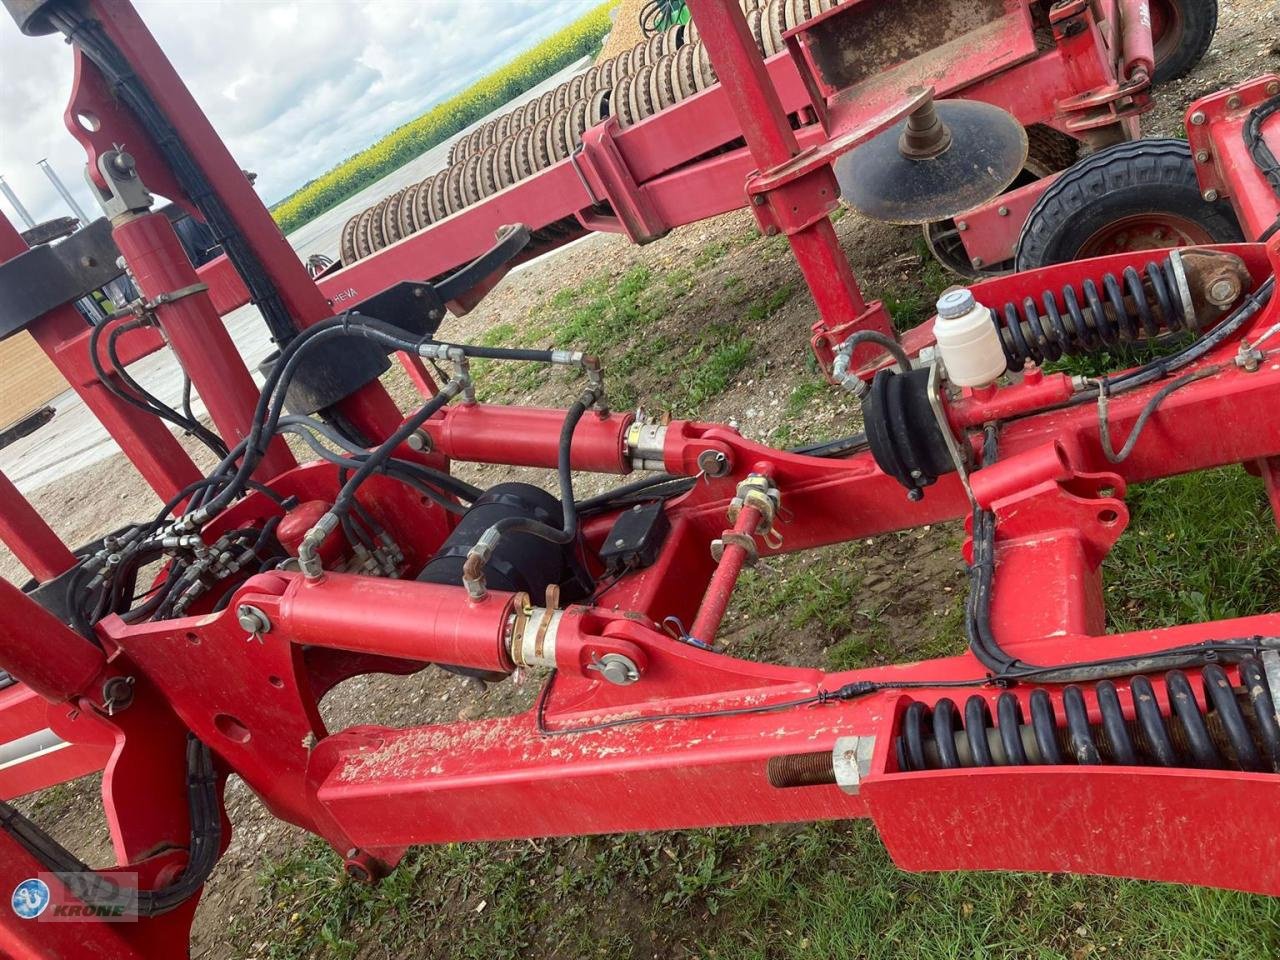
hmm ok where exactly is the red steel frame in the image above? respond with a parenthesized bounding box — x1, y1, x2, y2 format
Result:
(1, 0, 1279, 953)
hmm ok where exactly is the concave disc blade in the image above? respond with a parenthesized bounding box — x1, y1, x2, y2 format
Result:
(835, 100, 1029, 225)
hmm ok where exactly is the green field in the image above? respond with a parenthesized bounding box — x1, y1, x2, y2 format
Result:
(270, 1, 619, 236)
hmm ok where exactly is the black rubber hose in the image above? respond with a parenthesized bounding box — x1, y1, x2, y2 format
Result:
(488, 393, 592, 546)
(105, 320, 229, 459)
(88, 318, 228, 459)
(330, 389, 458, 521)
(278, 422, 470, 516)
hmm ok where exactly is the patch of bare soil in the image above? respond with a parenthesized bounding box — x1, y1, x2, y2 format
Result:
(2, 7, 1273, 956)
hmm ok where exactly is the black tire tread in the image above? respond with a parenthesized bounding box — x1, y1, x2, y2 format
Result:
(1152, 0, 1218, 84)
(1015, 138, 1242, 270)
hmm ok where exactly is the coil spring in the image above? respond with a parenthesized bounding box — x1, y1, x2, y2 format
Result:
(994, 254, 1195, 368)
(895, 660, 1280, 773)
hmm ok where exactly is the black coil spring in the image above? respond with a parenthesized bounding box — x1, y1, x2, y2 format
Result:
(895, 660, 1280, 773)
(994, 254, 1195, 367)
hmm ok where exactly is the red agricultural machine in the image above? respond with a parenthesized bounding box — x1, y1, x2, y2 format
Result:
(1, 0, 1280, 955)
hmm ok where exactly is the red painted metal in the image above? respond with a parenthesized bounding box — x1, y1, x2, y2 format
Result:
(63, 21, 403, 446)
(78, 0, 1159, 379)
(1186, 74, 1280, 242)
(111, 211, 296, 479)
(0, 683, 110, 800)
(421, 403, 633, 472)
(0, 579, 104, 703)
(689, 496, 764, 645)
(0, 469, 76, 583)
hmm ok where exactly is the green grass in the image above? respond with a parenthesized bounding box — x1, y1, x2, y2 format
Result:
(883, 252, 951, 331)
(1103, 466, 1280, 632)
(470, 259, 772, 414)
(235, 821, 1280, 960)
(770, 375, 828, 448)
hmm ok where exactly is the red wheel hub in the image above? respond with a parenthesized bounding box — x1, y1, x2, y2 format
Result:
(1149, 0, 1184, 68)
(1077, 212, 1215, 258)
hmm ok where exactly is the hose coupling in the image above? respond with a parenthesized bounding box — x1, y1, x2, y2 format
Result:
(462, 527, 501, 600)
(298, 511, 340, 580)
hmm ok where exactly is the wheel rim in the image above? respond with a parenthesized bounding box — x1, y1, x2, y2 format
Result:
(1076, 212, 1215, 258)
(1149, 0, 1184, 70)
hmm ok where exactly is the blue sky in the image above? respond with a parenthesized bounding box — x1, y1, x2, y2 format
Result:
(0, 1, 602, 229)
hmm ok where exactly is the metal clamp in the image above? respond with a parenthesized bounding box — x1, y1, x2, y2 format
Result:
(710, 531, 759, 565)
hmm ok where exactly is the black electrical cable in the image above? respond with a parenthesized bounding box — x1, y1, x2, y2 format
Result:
(0, 735, 220, 917)
(87, 318, 228, 459)
(484, 392, 593, 549)
(329, 390, 459, 523)
(576, 432, 871, 514)
(1098, 366, 1220, 463)
(277, 415, 483, 502)
(1244, 93, 1280, 198)
(958, 427, 1280, 683)
(536, 667, 867, 736)
(106, 320, 228, 457)
(281, 422, 471, 516)
(52, 10, 300, 347)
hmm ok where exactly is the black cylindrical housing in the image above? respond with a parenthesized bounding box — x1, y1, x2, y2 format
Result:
(417, 482, 570, 600)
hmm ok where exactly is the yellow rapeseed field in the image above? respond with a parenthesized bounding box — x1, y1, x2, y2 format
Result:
(271, 1, 619, 235)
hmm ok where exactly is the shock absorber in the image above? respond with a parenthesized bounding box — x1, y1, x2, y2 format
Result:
(894, 659, 1280, 773)
(991, 249, 1250, 368)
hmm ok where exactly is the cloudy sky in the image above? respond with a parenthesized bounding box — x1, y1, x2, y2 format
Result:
(0, 1, 601, 229)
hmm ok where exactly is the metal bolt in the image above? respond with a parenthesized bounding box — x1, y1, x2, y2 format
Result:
(614, 538, 626, 548)
(590, 653, 640, 685)
(1227, 95, 1242, 109)
(110, 151, 137, 175)
(697, 449, 730, 478)
(236, 604, 271, 636)
(752, 194, 765, 206)
(100, 676, 135, 716)
(956, 220, 969, 231)
(1208, 277, 1239, 306)
(764, 225, 779, 236)
(1189, 111, 1207, 126)
(1203, 189, 1219, 202)
(405, 430, 432, 453)
(997, 206, 1009, 217)
(1269, 82, 1280, 97)
(971, 257, 985, 269)
(1195, 149, 1210, 163)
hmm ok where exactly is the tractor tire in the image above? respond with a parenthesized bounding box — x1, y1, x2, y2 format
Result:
(1150, 0, 1218, 84)
(1015, 138, 1242, 270)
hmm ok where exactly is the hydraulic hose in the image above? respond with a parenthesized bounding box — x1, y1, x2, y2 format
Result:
(461, 387, 598, 597)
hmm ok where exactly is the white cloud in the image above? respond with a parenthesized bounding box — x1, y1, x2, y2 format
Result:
(0, 0, 601, 230)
